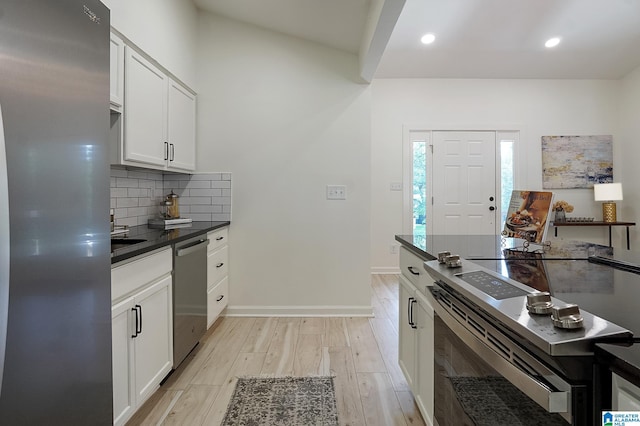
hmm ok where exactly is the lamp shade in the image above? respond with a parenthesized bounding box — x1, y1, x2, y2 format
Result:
(594, 183, 623, 201)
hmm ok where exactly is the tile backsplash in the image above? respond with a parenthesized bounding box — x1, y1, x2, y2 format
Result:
(110, 166, 232, 226)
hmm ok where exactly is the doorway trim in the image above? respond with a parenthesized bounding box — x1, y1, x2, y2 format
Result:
(402, 123, 526, 235)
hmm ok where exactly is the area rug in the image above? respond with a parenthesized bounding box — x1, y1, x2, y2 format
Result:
(449, 376, 568, 426)
(221, 376, 339, 426)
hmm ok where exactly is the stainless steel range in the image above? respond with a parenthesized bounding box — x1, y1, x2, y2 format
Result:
(424, 256, 632, 425)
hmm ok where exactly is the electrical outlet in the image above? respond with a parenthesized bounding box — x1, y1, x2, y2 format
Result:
(390, 245, 398, 254)
(390, 182, 402, 191)
(327, 185, 347, 200)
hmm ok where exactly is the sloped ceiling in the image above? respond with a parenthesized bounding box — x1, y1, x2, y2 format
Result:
(194, 0, 640, 80)
(193, 0, 371, 54)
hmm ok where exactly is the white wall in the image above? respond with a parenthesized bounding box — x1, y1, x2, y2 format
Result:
(371, 79, 621, 271)
(196, 13, 372, 315)
(619, 65, 640, 249)
(101, 0, 198, 88)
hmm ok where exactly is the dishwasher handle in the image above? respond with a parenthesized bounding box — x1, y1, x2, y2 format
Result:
(176, 239, 209, 257)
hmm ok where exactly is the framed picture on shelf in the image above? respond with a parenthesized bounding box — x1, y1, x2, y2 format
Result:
(503, 190, 554, 244)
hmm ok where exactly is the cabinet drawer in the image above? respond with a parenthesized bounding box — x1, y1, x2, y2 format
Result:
(400, 246, 427, 287)
(207, 227, 228, 253)
(112, 248, 172, 303)
(207, 245, 228, 288)
(207, 276, 228, 327)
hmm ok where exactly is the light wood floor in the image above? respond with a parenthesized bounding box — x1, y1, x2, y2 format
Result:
(127, 274, 426, 426)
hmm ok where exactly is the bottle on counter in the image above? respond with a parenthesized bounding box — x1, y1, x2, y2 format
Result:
(166, 190, 180, 219)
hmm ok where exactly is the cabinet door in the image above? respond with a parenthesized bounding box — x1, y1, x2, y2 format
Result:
(112, 297, 135, 426)
(110, 32, 125, 110)
(109, 33, 124, 111)
(133, 274, 173, 405)
(613, 373, 640, 410)
(207, 245, 228, 289)
(398, 275, 417, 392)
(207, 276, 228, 328)
(167, 79, 196, 171)
(124, 47, 167, 168)
(415, 293, 434, 425)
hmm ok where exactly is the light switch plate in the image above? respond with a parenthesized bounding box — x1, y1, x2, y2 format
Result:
(327, 185, 347, 200)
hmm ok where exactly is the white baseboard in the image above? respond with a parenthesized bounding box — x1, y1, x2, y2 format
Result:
(371, 266, 400, 275)
(225, 305, 374, 317)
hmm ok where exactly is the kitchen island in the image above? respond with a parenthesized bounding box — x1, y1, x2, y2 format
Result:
(396, 233, 640, 419)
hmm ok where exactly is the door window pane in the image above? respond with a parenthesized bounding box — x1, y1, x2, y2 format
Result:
(413, 141, 427, 234)
(500, 140, 514, 226)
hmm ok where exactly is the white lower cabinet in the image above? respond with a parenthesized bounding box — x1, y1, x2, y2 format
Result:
(111, 298, 135, 425)
(111, 248, 173, 426)
(399, 275, 418, 392)
(207, 276, 228, 325)
(207, 227, 229, 328)
(398, 246, 435, 426)
(414, 291, 435, 423)
(613, 373, 640, 410)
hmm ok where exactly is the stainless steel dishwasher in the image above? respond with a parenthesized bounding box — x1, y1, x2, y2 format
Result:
(173, 235, 209, 368)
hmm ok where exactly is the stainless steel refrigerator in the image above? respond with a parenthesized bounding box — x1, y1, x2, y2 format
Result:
(0, 1, 113, 423)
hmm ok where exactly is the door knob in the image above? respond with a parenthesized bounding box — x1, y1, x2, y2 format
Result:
(489, 196, 494, 201)
(489, 206, 495, 211)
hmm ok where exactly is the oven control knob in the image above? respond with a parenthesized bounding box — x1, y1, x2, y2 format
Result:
(551, 304, 584, 329)
(526, 292, 553, 315)
(437, 251, 451, 263)
(444, 254, 462, 268)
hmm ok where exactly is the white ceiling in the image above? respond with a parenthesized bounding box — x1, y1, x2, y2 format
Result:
(194, 0, 640, 80)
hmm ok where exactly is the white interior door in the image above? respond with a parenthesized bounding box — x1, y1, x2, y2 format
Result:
(431, 131, 497, 235)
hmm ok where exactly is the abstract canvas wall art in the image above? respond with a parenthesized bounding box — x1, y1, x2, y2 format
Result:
(541, 135, 613, 189)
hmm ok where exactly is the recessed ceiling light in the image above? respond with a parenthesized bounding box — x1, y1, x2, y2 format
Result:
(421, 33, 436, 45)
(545, 37, 561, 48)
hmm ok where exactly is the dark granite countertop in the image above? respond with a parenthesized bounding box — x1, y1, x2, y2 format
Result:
(395, 234, 614, 260)
(111, 221, 230, 264)
(396, 233, 640, 383)
(596, 343, 640, 387)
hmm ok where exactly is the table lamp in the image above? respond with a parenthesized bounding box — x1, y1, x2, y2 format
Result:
(594, 182, 623, 223)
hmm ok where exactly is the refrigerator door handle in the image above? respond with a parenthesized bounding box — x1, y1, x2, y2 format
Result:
(0, 102, 10, 397)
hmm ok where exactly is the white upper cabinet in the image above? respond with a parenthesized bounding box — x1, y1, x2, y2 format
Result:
(112, 39, 196, 172)
(167, 79, 196, 171)
(124, 47, 168, 168)
(110, 32, 125, 111)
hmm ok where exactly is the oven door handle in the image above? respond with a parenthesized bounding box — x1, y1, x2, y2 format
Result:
(431, 295, 571, 418)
